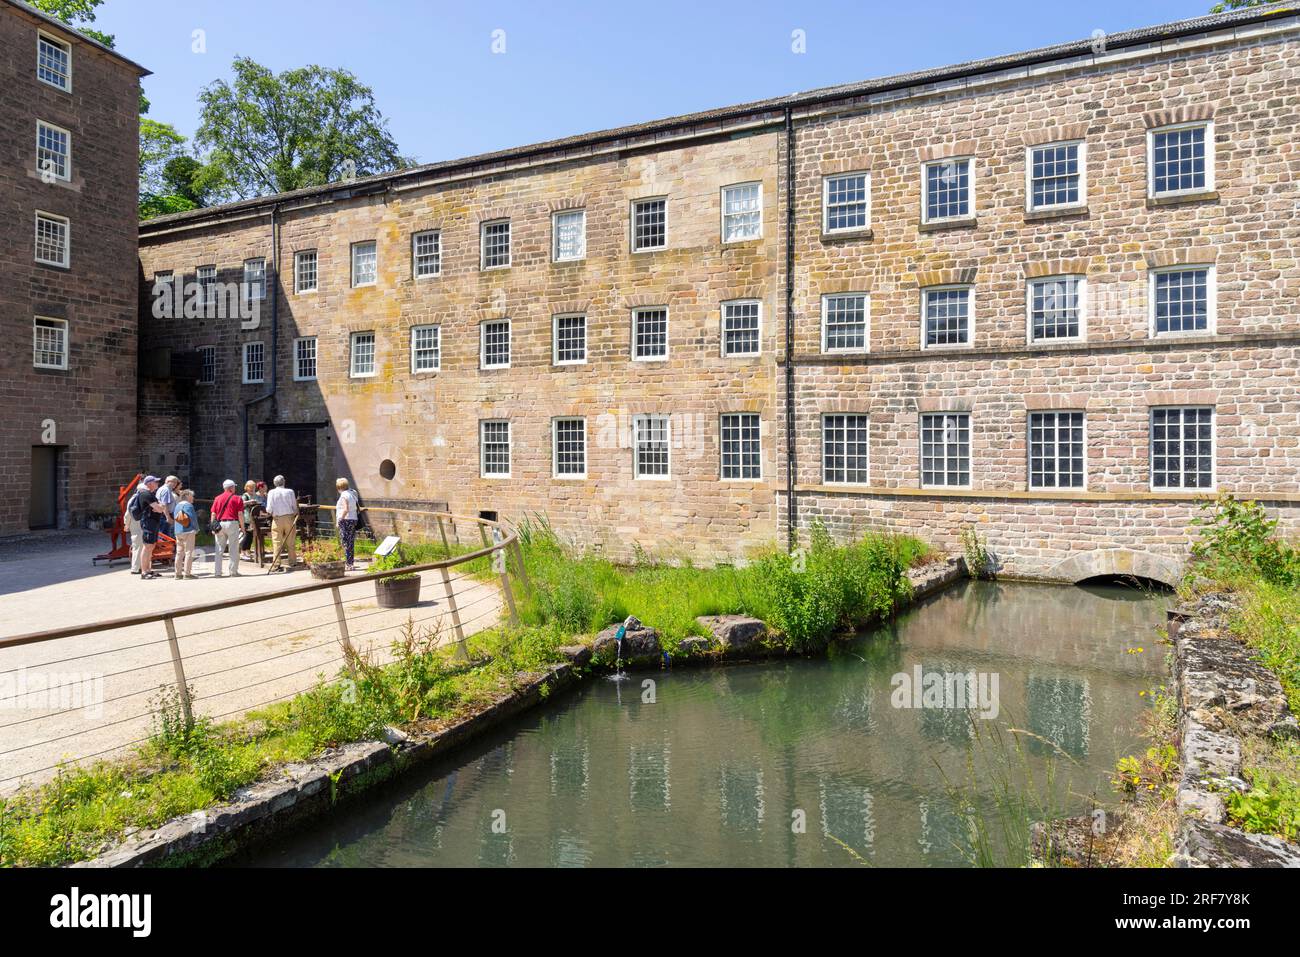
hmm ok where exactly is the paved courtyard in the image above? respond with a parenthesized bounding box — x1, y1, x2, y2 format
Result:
(0, 531, 503, 793)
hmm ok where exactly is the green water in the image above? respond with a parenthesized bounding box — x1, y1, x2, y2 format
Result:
(239, 580, 1167, 867)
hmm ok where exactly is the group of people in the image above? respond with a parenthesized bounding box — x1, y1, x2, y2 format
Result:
(123, 475, 363, 579)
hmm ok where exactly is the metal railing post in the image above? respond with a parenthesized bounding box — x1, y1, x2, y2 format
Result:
(439, 565, 469, 661)
(162, 616, 194, 728)
(331, 584, 358, 671)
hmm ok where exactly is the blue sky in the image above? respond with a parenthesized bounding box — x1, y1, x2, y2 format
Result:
(98, 0, 1215, 166)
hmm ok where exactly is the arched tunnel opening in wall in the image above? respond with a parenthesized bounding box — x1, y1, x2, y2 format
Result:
(1049, 549, 1181, 592)
(1075, 573, 1174, 593)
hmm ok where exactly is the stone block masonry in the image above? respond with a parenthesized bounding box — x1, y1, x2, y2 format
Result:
(137, 5, 1300, 579)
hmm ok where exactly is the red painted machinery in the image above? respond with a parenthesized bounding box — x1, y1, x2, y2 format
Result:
(93, 472, 175, 566)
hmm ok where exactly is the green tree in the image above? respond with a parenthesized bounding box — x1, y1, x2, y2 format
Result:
(1211, 0, 1271, 11)
(195, 57, 410, 199)
(23, 0, 113, 46)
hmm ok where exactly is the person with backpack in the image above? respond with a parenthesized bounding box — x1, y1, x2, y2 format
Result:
(211, 479, 248, 577)
(134, 476, 166, 579)
(124, 481, 145, 575)
(335, 478, 360, 571)
(172, 489, 199, 580)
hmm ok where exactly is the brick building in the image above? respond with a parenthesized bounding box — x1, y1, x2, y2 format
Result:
(137, 5, 1300, 582)
(1, 0, 147, 535)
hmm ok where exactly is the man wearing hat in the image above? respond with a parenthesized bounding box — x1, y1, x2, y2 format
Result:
(136, 476, 167, 580)
(210, 479, 248, 577)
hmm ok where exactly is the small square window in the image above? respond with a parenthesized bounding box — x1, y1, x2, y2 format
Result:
(634, 415, 670, 479)
(922, 286, 973, 348)
(722, 300, 761, 356)
(632, 198, 666, 252)
(37, 34, 71, 91)
(632, 308, 668, 360)
(198, 345, 216, 385)
(33, 317, 68, 370)
(481, 220, 511, 270)
(553, 314, 587, 365)
(481, 319, 511, 369)
(1149, 123, 1214, 197)
(720, 413, 761, 480)
(920, 413, 971, 488)
(922, 158, 973, 223)
(350, 331, 376, 377)
(823, 173, 870, 233)
(242, 341, 266, 384)
(1151, 266, 1214, 336)
(553, 210, 586, 262)
(34, 212, 69, 267)
(722, 183, 762, 242)
(197, 265, 218, 307)
(413, 231, 441, 278)
(411, 325, 440, 373)
(553, 418, 587, 478)
(1029, 411, 1085, 489)
(1027, 141, 1084, 211)
(294, 337, 317, 381)
(822, 414, 870, 484)
(1151, 407, 1214, 489)
(243, 258, 266, 301)
(1028, 276, 1084, 342)
(481, 420, 511, 477)
(821, 294, 869, 353)
(36, 121, 71, 181)
(294, 250, 318, 293)
(351, 241, 377, 287)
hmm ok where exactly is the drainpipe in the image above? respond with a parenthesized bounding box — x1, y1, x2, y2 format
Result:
(242, 203, 280, 480)
(783, 107, 798, 551)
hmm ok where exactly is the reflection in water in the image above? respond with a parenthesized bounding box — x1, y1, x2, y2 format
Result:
(237, 581, 1167, 868)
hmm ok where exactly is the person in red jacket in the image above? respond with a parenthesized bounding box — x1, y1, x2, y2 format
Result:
(210, 479, 248, 577)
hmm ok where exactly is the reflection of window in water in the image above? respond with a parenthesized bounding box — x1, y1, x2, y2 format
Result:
(1026, 674, 1092, 758)
(629, 743, 671, 811)
(550, 743, 589, 797)
(918, 662, 976, 744)
(819, 778, 874, 854)
(918, 798, 975, 865)
(720, 766, 765, 832)
(477, 830, 514, 867)
(552, 832, 591, 868)
(833, 684, 874, 732)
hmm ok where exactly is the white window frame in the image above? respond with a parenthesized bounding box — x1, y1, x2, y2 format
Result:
(921, 285, 975, 350)
(349, 331, 377, 379)
(36, 119, 72, 182)
(242, 341, 266, 385)
(1024, 140, 1087, 213)
(820, 293, 871, 355)
(631, 307, 669, 362)
(36, 32, 71, 92)
(412, 230, 441, 279)
(552, 417, 588, 479)
(294, 250, 318, 294)
(920, 157, 975, 225)
(1025, 275, 1087, 344)
(919, 412, 973, 490)
(821, 413, 871, 486)
(33, 316, 68, 370)
(480, 319, 512, 370)
(243, 258, 266, 302)
(410, 324, 441, 374)
(198, 345, 216, 386)
(350, 241, 377, 288)
(719, 412, 762, 481)
(1148, 264, 1216, 338)
(1149, 406, 1216, 492)
(480, 420, 512, 478)
(34, 210, 69, 267)
(821, 172, 871, 234)
(633, 414, 671, 480)
(721, 299, 763, 358)
(1147, 121, 1216, 199)
(631, 197, 667, 253)
(552, 209, 586, 262)
(1027, 410, 1088, 491)
(293, 336, 317, 382)
(197, 265, 218, 306)
(552, 314, 587, 366)
(721, 182, 763, 243)
(480, 220, 511, 270)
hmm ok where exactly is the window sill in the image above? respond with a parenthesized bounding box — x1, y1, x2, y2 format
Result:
(918, 217, 977, 233)
(1147, 191, 1219, 208)
(1024, 205, 1088, 222)
(821, 227, 874, 243)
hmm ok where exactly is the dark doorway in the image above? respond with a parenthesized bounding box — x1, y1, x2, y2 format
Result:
(29, 446, 59, 529)
(263, 427, 318, 504)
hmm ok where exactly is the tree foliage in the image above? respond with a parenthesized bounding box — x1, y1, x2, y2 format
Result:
(23, 0, 113, 46)
(195, 57, 410, 199)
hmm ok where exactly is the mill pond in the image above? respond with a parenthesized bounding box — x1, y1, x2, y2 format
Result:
(238, 580, 1167, 867)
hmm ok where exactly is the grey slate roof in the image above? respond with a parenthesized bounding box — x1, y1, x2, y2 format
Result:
(3, 0, 150, 75)
(139, 2, 1299, 233)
